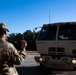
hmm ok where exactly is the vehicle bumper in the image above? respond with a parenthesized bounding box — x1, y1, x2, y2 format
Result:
(34, 56, 76, 70)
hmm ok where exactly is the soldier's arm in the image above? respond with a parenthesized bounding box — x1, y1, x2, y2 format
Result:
(9, 41, 27, 65)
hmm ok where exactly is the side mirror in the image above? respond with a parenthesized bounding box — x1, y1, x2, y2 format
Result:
(33, 29, 35, 39)
(33, 27, 42, 39)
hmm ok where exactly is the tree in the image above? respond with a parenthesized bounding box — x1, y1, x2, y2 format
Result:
(7, 33, 23, 50)
(7, 30, 38, 50)
(23, 30, 36, 50)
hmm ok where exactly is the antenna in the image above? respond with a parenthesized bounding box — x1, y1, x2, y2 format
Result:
(49, 10, 50, 24)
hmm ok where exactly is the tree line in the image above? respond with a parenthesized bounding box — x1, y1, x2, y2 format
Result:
(7, 30, 39, 51)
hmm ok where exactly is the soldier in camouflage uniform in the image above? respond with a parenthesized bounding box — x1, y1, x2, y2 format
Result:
(0, 23, 27, 75)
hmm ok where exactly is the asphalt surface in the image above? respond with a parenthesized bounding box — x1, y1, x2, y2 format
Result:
(16, 66, 40, 75)
(16, 54, 76, 75)
(16, 54, 40, 75)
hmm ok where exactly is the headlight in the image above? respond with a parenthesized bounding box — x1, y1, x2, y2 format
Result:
(39, 58, 43, 62)
(72, 59, 76, 64)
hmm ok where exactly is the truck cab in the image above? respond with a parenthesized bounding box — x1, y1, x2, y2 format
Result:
(34, 22, 76, 73)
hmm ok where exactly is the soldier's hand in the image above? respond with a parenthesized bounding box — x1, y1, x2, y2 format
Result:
(20, 40, 27, 49)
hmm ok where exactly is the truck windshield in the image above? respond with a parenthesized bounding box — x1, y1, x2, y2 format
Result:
(58, 25, 76, 40)
(38, 26, 57, 41)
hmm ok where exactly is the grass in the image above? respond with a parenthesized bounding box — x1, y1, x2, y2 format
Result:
(27, 51, 39, 55)
(18, 50, 39, 55)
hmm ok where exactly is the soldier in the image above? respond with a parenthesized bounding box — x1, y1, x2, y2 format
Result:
(0, 23, 27, 75)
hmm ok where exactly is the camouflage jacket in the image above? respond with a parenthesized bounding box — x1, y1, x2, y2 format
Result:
(0, 38, 27, 75)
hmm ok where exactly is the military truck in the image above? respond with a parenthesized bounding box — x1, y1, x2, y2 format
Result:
(33, 22, 76, 74)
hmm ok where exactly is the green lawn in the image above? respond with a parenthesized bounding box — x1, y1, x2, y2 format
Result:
(27, 51, 39, 54)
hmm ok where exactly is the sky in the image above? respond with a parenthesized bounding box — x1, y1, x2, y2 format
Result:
(0, 0, 76, 34)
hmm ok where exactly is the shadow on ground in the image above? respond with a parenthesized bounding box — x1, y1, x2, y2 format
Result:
(16, 66, 40, 75)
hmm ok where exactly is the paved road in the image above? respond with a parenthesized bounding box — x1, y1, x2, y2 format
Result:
(16, 54, 40, 75)
(16, 54, 76, 75)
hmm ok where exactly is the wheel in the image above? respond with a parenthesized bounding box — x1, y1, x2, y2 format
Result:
(40, 63, 52, 75)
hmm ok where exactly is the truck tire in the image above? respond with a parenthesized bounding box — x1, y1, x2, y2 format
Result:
(40, 63, 52, 75)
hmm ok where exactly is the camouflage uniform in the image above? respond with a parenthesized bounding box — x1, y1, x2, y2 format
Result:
(0, 38, 27, 75)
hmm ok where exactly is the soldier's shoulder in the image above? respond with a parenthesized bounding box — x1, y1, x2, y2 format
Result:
(6, 42, 14, 48)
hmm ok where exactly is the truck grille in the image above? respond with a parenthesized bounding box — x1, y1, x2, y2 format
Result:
(48, 47, 65, 59)
(48, 47, 65, 55)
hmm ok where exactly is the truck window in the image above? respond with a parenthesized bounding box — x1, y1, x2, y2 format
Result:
(58, 25, 76, 40)
(38, 26, 57, 41)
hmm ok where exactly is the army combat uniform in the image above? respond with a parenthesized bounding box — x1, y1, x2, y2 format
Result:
(0, 38, 27, 75)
